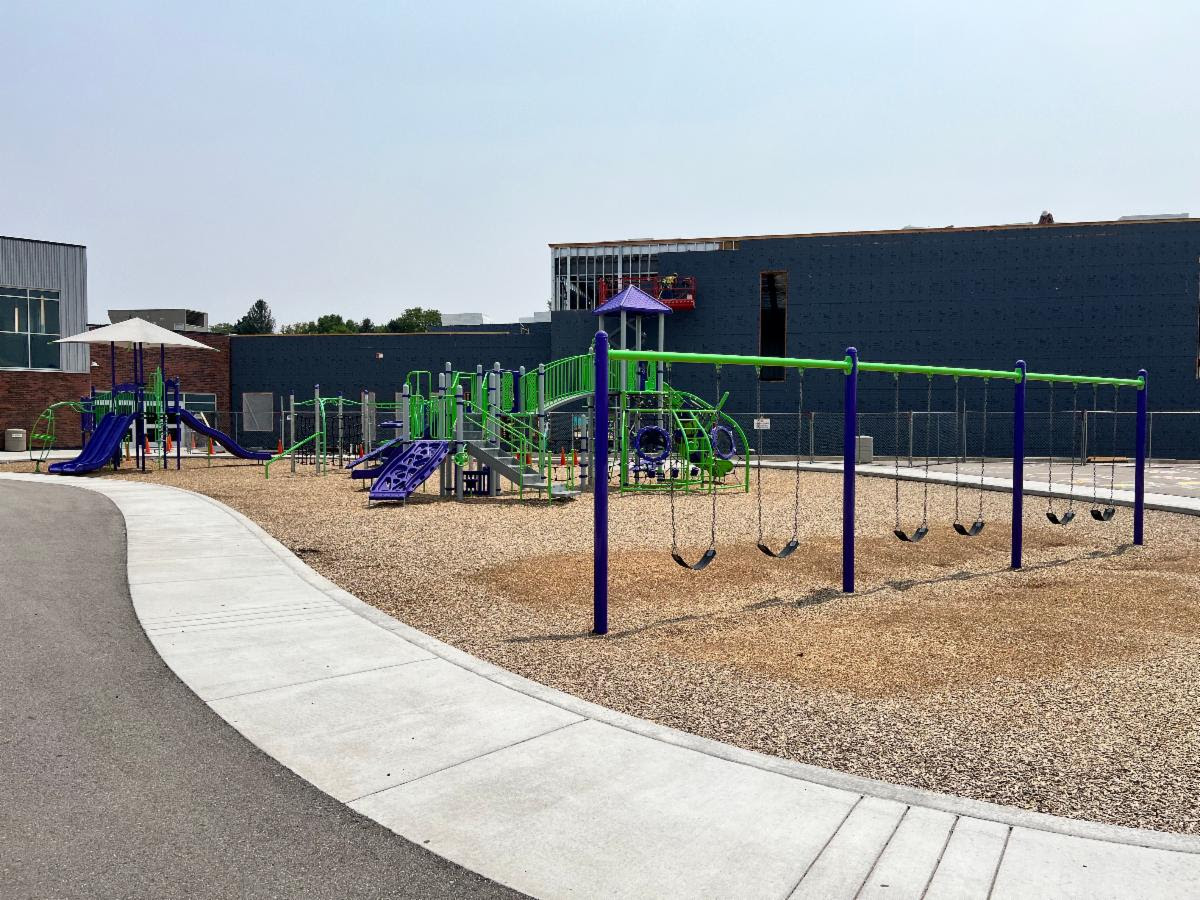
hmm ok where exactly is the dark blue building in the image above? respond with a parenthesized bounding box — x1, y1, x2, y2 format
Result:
(231, 218, 1200, 455)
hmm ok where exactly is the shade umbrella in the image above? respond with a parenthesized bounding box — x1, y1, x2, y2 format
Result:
(55, 317, 219, 351)
(55, 318, 218, 470)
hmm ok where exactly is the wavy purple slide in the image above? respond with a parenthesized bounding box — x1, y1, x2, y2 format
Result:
(368, 440, 450, 502)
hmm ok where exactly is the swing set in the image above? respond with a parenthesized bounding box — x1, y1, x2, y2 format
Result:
(591, 332, 1148, 635)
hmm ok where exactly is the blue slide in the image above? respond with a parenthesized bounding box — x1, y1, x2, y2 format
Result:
(171, 407, 273, 461)
(369, 440, 450, 502)
(49, 412, 135, 475)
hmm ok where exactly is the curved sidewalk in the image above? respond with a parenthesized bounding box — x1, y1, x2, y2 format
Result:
(6, 472, 1199, 899)
(0, 477, 518, 899)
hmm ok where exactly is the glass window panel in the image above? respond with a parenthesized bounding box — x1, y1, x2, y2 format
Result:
(0, 331, 28, 367)
(0, 286, 27, 299)
(29, 334, 59, 369)
(33, 298, 59, 335)
(0, 296, 26, 333)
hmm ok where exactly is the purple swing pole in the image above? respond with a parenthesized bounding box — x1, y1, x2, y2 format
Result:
(161, 343, 167, 469)
(1011, 360, 1027, 569)
(1134, 369, 1148, 546)
(842, 347, 858, 593)
(593, 330, 609, 635)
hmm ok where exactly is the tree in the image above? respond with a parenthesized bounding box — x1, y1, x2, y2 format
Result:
(232, 299, 276, 335)
(210, 322, 234, 334)
(383, 307, 442, 333)
(314, 314, 357, 334)
(359, 317, 375, 333)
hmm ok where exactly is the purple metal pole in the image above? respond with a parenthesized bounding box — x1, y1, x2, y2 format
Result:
(109, 341, 116, 395)
(160, 343, 167, 470)
(174, 378, 182, 470)
(1134, 369, 1148, 546)
(1011, 360, 1027, 569)
(842, 347, 858, 593)
(593, 331, 609, 635)
(132, 343, 141, 471)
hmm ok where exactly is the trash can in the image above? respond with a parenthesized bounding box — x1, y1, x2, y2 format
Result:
(5, 428, 27, 452)
(856, 435, 874, 464)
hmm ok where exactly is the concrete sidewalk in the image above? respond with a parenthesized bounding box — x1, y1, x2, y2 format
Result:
(6, 471, 1200, 899)
(0, 477, 520, 899)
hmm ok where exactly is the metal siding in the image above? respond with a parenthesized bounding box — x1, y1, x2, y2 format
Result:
(0, 238, 88, 373)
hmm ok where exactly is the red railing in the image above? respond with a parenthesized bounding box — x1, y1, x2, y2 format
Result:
(595, 275, 697, 310)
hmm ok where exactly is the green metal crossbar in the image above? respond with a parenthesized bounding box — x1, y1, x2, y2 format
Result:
(607, 348, 1144, 388)
(265, 431, 323, 479)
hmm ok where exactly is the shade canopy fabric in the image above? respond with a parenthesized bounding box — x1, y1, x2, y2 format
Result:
(593, 285, 673, 316)
(54, 317, 217, 350)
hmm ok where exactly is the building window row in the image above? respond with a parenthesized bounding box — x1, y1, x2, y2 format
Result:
(0, 286, 61, 369)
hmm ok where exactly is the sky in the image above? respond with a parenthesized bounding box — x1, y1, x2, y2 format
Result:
(3, 1, 1198, 327)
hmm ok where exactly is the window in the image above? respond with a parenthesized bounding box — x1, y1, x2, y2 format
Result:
(0, 285, 61, 369)
(759, 271, 787, 380)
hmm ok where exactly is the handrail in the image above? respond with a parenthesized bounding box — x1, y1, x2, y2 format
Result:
(265, 431, 324, 479)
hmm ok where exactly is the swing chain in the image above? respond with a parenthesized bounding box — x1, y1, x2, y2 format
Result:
(755, 371, 764, 544)
(1091, 383, 1100, 509)
(1047, 380, 1056, 512)
(952, 376, 961, 522)
(921, 375, 932, 529)
(1066, 383, 1078, 511)
(1108, 385, 1119, 502)
(893, 373, 902, 529)
(977, 378, 989, 521)
(709, 365, 720, 550)
(793, 371, 804, 540)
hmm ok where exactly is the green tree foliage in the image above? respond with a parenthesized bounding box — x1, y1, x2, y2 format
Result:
(383, 307, 442, 333)
(210, 322, 235, 334)
(278, 309, 441, 334)
(232, 299, 276, 335)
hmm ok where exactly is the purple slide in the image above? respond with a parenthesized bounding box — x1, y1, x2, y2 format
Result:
(48, 412, 135, 475)
(369, 440, 450, 502)
(172, 407, 273, 461)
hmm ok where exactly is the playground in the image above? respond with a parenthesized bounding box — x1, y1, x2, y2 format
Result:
(8, 450, 1199, 835)
(13, 308, 1200, 836)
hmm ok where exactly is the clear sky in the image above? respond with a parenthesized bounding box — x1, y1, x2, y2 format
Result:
(4, 1, 1197, 327)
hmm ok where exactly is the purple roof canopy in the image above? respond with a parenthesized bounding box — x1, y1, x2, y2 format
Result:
(592, 284, 672, 316)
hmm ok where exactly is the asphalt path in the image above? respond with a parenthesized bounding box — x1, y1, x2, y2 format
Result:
(0, 479, 522, 900)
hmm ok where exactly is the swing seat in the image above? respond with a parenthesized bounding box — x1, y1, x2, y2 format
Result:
(953, 520, 985, 537)
(1046, 510, 1075, 525)
(672, 548, 717, 571)
(1091, 507, 1116, 522)
(757, 539, 800, 559)
(893, 526, 929, 543)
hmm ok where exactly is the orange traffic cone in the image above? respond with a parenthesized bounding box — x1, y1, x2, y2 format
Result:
(560, 448, 566, 466)
(278, 438, 284, 454)
(572, 449, 578, 466)
(208, 438, 214, 456)
(166, 432, 173, 452)
(144, 436, 151, 456)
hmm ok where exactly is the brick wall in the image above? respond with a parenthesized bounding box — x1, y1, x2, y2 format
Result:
(0, 332, 231, 449)
(0, 370, 93, 447)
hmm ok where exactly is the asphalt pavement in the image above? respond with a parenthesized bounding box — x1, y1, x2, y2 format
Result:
(0, 479, 522, 900)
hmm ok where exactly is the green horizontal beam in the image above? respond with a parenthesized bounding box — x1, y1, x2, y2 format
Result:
(856, 362, 1021, 381)
(604, 348, 1144, 389)
(607, 348, 850, 372)
(1024, 372, 1144, 388)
